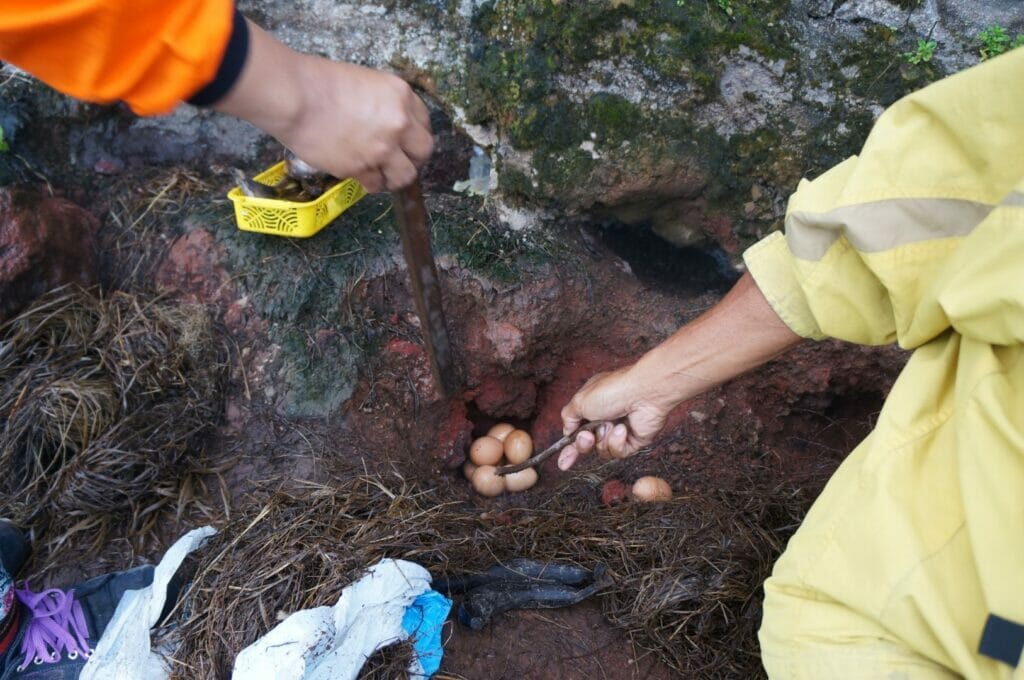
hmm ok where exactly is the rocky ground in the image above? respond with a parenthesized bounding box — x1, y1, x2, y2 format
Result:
(1, 0, 1014, 676)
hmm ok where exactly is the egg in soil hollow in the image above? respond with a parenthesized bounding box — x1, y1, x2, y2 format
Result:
(503, 429, 533, 464)
(463, 461, 477, 481)
(469, 436, 504, 466)
(504, 466, 538, 492)
(631, 476, 672, 502)
(487, 422, 515, 442)
(471, 465, 506, 497)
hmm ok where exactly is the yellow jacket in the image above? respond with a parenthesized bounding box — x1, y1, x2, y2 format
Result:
(747, 47, 1024, 677)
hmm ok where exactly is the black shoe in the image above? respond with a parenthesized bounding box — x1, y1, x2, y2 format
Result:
(0, 565, 156, 679)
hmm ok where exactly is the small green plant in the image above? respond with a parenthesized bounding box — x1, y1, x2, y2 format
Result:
(977, 24, 1024, 60)
(0, 127, 8, 153)
(902, 38, 936, 64)
(716, 0, 734, 16)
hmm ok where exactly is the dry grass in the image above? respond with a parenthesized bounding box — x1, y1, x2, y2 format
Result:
(169, 467, 808, 679)
(100, 168, 231, 291)
(0, 287, 227, 577)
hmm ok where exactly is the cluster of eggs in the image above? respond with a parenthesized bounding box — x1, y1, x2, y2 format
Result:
(464, 423, 537, 497)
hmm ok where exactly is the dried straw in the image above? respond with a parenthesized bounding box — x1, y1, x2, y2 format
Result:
(0, 286, 227, 576)
(169, 467, 809, 679)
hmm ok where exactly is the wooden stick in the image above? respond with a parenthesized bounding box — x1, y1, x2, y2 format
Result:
(495, 421, 604, 476)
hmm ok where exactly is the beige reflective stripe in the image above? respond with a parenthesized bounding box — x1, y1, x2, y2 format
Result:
(785, 198, 992, 261)
(1002, 191, 1024, 208)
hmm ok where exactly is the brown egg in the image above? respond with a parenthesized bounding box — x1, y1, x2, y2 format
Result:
(503, 429, 533, 464)
(469, 436, 504, 466)
(487, 422, 516, 442)
(504, 467, 538, 492)
(463, 460, 477, 481)
(631, 476, 672, 502)
(471, 465, 506, 497)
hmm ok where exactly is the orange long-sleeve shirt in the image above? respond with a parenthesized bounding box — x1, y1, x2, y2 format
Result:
(0, 1, 236, 115)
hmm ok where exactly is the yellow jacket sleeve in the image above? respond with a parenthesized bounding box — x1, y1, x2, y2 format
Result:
(744, 48, 1024, 350)
(0, 0, 235, 115)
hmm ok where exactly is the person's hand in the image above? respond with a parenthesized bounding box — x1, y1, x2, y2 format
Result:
(213, 21, 433, 192)
(557, 365, 675, 470)
(276, 59, 433, 193)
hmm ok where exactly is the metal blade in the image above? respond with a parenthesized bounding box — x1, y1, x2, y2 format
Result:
(392, 180, 459, 398)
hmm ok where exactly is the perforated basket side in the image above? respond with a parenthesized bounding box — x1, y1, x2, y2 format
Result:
(238, 204, 301, 235)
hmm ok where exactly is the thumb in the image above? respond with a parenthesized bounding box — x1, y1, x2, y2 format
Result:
(561, 399, 584, 437)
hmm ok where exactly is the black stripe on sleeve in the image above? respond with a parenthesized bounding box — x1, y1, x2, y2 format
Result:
(188, 8, 250, 107)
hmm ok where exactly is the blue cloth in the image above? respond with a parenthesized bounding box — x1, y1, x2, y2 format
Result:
(401, 590, 451, 677)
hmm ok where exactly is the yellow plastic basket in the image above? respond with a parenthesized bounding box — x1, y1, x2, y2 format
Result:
(227, 161, 367, 238)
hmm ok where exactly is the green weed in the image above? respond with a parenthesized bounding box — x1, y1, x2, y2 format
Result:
(978, 24, 1024, 60)
(902, 38, 936, 64)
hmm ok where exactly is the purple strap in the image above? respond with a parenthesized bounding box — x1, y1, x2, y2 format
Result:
(14, 584, 91, 670)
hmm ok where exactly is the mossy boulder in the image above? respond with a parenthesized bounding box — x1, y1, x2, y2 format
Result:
(4, 0, 1021, 254)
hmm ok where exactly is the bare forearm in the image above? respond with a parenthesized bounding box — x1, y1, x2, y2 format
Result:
(211, 20, 306, 142)
(209, 19, 433, 191)
(629, 272, 801, 411)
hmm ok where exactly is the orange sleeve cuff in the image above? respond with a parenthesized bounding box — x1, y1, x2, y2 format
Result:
(0, 0, 235, 115)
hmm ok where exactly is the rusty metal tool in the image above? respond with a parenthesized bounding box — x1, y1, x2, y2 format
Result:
(392, 179, 459, 398)
(495, 421, 604, 476)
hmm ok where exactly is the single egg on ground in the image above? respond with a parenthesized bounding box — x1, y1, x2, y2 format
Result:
(504, 467, 538, 492)
(463, 460, 477, 481)
(631, 476, 672, 502)
(487, 422, 515, 442)
(469, 436, 504, 466)
(503, 429, 533, 464)
(471, 465, 506, 497)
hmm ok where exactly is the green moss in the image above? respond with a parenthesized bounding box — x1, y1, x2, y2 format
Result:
(831, 24, 944, 106)
(497, 166, 536, 197)
(530, 146, 598, 199)
(583, 93, 642, 144)
(464, 0, 795, 154)
(429, 195, 561, 283)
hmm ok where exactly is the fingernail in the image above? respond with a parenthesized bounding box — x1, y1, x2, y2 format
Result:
(613, 424, 627, 437)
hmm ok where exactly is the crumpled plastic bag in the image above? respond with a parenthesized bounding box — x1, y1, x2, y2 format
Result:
(401, 590, 450, 676)
(232, 558, 450, 680)
(81, 525, 217, 680)
(453, 146, 496, 197)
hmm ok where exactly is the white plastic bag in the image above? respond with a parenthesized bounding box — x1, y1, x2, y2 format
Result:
(81, 525, 217, 680)
(232, 558, 434, 680)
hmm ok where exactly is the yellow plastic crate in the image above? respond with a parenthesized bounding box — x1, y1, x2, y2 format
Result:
(227, 161, 366, 238)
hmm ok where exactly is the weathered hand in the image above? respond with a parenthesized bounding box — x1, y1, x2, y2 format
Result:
(213, 20, 433, 193)
(278, 59, 433, 193)
(557, 366, 673, 470)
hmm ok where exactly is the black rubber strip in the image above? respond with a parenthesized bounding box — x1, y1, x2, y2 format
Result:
(188, 8, 250, 107)
(979, 613, 1024, 667)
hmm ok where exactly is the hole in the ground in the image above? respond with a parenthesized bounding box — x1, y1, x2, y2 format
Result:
(594, 220, 740, 296)
(465, 400, 533, 440)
